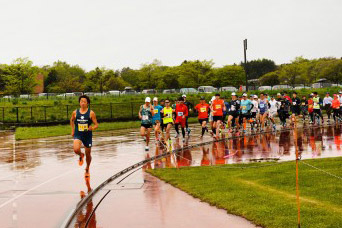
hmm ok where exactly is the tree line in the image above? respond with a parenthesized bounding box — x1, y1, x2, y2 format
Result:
(0, 56, 341, 94)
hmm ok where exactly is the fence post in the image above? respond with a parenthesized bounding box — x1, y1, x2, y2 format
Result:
(16, 107, 19, 123)
(66, 105, 69, 120)
(44, 106, 47, 122)
(110, 103, 113, 119)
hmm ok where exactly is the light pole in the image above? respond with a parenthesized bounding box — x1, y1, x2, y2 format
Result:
(243, 39, 248, 91)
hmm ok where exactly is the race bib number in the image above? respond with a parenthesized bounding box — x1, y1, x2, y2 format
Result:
(177, 112, 184, 117)
(142, 115, 149, 120)
(230, 106, 235, 111)
(154, 109, 159, 114)
(166, 113, 172, 118)
(200, 107, 206, 112)
(260, 104, 265, 108)
(242, 106, 247, 110)
(293, 102, 296, 105)
(215, 105, 221, 109)
(302, 102, 305, 106)
(78, 124, 88, 132)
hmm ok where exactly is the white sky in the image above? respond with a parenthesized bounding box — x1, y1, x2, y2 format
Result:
(0, 0, 341, 70)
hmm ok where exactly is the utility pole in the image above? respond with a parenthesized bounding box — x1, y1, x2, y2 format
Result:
(243, 39, 248, 91)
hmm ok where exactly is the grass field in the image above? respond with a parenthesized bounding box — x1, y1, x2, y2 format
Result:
(148, 157, 342, 228)
(15, 117, 199, 140)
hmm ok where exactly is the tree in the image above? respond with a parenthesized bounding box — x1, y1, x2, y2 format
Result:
(177, 60, 214, 88)
(321, 60, 342, 84)
(241, 58, 277, 80)
(259, 72, 280, 86)
(212, 65, 245, 88)
(1, 58, 39, 94)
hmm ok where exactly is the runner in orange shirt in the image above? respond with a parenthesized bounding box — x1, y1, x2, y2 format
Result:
(195, 97, 210, 138)
(332, 94, 340, 123)
(211, 93, 226, 139)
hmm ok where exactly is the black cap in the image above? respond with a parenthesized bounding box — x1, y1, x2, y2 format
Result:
(215, 93, 220, 96)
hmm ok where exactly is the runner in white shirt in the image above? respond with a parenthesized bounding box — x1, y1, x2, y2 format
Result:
(250, 95, 259, 130)
(268, 96, 279, 131)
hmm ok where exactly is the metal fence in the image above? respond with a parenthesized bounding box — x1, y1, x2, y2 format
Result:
(0, 100, 197, 125)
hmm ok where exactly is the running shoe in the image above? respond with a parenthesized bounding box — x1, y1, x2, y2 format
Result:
(79, 153, 84, 166)
(273, 124, 276, 131)
(145, 146, 149, 151)
(182, 138, 185, 142)
(175, 133, 179, 138)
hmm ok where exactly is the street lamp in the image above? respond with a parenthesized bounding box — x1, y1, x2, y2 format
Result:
(243, 39, 248, 91)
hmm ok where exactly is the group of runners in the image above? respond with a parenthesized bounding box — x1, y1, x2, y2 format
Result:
(69, 91, 342, 177)
(138, 91, 342, 150)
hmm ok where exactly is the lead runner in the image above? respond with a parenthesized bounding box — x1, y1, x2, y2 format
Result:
(70, 95, 99, 178)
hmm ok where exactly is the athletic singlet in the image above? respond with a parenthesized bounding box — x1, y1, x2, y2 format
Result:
(259, 98, 268, 113)
(141, 105, 152, 125)
(152, 105, 163, 121)
(74, 109, 92, 135)
(269, 100, 278, 112)
(313, 97, 320, 109)
(163, 107, 173, 124)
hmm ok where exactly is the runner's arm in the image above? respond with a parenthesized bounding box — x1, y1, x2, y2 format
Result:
(151, 105, 155, 116)
(89, 111, 99, 131)
(70, 110, 76, 136)
(138, 105, 142, 119)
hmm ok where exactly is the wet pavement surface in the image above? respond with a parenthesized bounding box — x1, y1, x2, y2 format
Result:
(0, 123, 342, 227)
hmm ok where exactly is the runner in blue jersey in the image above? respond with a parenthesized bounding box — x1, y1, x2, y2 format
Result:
(240, 93, 254, 133)
(152, 97, 164, 142)
(70, 95, 99, 178)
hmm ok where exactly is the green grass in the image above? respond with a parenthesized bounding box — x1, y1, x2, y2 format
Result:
(15, 117, 199, 140)
(148, 157, 342, 228)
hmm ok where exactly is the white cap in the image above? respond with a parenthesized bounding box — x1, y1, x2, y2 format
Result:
(242, 93, 247, 97)
(254, 95, 258, 98)
(277, 93, 281, 96)
(231, 92, 236, 96)
(182, 94, 186, 98)
(145, 97, 151, 103)
(339, 91, 342, 94)
(153, 97, 158, 101)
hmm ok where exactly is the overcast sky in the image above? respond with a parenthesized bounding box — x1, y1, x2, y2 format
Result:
(0, 0, 341, 70)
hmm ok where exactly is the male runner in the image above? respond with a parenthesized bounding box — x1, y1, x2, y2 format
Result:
(300, 95, 308, 122)
(139, 97, 154, 151)
(250, 95, 259, 130)
(71, 95, 99, 178)
(313, 92, 324, 124)
(240, 93, 253, 133)
(308, 94, 314, 124)
(268, 96, 279, 131)
(152, 97, 164, 141)
(175, 97, 189, 142)
(277, 94, 290, 127)
(182, 95, 193, 136)
(195, 97, 210, 138)
(332, 94, 340, 123)
(227, 92, 240, 132)
(323, 92, 333, 123)
(291, 92, 301, 125)
(211, 93, 226, 138)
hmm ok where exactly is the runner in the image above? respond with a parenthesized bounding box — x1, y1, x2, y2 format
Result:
(323, 92, 333, 123)
(332, 94, 341, 123)
(70, 95, 99, 178)
(227, 92, 240, 132)
(211, 93, 226, 138)
(209, 96, 215, 135)
(152, 97, 164, 142)
(268, 96, 279, 131)
(290, 92, 301, 125)
(250, 95, 259, 130)
(301, 95, 308, 123)
(308, 94, 314, 124)
(195, 97, 210, 138)
(161, 98, 174, 146)
(138, 97, 154, 151)
(174, 97, 189, 142)
(277, 94, 290, 127)
(182, 94, 193, 136)
(239, 93, 254, 133)
(258, 93, 269, 132)
(312, 92, 324, 124)
(159, 99, 166, 133)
